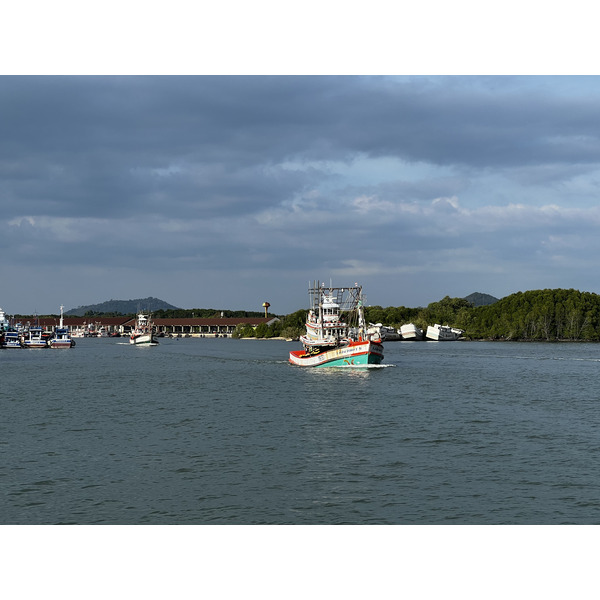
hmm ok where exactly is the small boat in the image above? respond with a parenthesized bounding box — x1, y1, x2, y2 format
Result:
(2, 330, 24, 348)
(49, 306, 76, 348)
(130, 313, 158, 345)
(0, 307, 14, 348)
(0, 306, 9, 332)
(368, 323, 402, 341)
(400, 323, 424, 341)
(425, 323, 464, 341)
(22, 325, 49, 348)
(289, 281, 384, 367)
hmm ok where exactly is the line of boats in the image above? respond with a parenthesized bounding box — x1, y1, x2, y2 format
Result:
(1, 306, 159, 348)
(0, 306, 76, 348)
(369, 322, 464, 342)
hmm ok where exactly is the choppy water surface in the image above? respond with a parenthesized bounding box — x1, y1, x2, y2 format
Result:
(2, 338, 600, 524)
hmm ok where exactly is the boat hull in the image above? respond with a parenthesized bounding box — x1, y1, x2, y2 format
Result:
(425, 324, 463, 341)
(400, 323, 424, 341)
(130, 334, 157, 345)
(50, 340, 75, 348)
(23, 341, 48, 348)
(289, 340, 384, 367)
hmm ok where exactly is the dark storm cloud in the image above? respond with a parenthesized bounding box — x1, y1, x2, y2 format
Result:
(4, 75, 600, 313)
(4, 75, 600, 224)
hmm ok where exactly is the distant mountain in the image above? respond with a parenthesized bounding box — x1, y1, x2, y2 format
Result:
(65, 297, 180, 316)
(464, 292, 499, 307)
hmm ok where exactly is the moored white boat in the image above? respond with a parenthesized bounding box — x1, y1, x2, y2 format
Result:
(368, 324, 402, 341)
(130, 313, 158, 345)
(0, 307, 9, 332)
(49, 306, 76, 348)
(425, 323, 464, 341)
(289, 281, 384, 367)
(400, 323, 424, 341)
(0, 308, 25, 348)
(1, 330, 24, 348)
(22, 325, 49, 348)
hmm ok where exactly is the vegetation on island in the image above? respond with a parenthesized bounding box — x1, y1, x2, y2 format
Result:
(231, 310, 306, 339)
(364, 289, 600, 341)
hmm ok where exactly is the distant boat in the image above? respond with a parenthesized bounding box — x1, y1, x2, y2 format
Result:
(368, 323, 402, 341)
(2, 330, 24, 348)
(289, 281, 384, 367)
(0, 307, 9, 332)
(0, 307, 13, 348)
(49, 306, 75, 348)
(130, 313, 158, 345)
(22, 325, 49, 348)
(0, 310, 27, 348)
(400, 323, 424, 341)
(425, 324, 464, 341)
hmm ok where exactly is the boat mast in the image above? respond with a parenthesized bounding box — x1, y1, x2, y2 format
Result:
(354, 284, 366, 338)
(318, 281, 324, 334)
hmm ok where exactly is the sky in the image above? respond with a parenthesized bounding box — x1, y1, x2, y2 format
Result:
(3, 4, 600, 317)
(4, 74, 600, 316)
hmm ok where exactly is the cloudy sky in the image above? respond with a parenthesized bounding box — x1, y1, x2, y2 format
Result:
(4, 74, 600, 315)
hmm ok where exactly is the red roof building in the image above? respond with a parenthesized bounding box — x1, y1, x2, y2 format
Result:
(15, 315, 279, 337)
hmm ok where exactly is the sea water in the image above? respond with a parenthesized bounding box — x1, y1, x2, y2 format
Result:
(2, 337, 600, 524)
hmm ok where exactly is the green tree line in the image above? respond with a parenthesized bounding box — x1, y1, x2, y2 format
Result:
(365, 289, 600, 341)
(232, 310, 307, 339)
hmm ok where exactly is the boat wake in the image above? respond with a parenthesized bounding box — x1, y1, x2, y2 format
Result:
(324, 363, 395, 370)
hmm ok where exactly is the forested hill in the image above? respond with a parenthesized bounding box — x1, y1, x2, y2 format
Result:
(363, 289, 600, 341)
(66, 297, 179, 316)
(465, 289, 600, 340)
(464, 292, 499, 306)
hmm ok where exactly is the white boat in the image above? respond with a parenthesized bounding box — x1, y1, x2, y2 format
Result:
(367, 323, 402, 341)
(400, 323, 424, 340)
(1, 309, 24, 348)
(49, 306, 75, 348)
(130, 313, 158, 345)
(1, 325, 24, 347)
(0, 307, 9, 332)
(22, 325, 49, 348)
(289, 281, 384, 367)
(425, 323, 464, 341)
(2, 330, 24, 348)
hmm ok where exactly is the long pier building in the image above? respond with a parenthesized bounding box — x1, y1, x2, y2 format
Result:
(10, 315, 280, 337)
